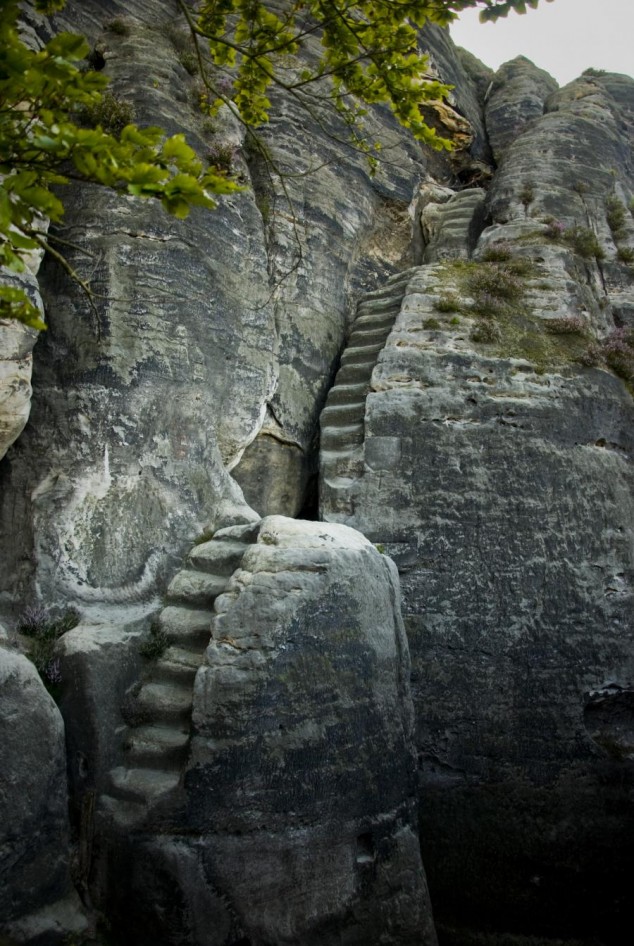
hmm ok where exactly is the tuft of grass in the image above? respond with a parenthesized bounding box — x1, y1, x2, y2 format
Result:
(435, 293, 460, 313)
(616, 246, 634, 264)
(563, 225, 605, 261)
(519, 181, 535, 208)
(104, 17, 131, 37)
(79, 93, 135, 136)
(471, 319, 502, 344)
(423, 317, 442, 330)
(139, 621, 169, 660)
(480, 242, 513, 263)
(606, 195, 627, 238)
(179, 52, 199, 76)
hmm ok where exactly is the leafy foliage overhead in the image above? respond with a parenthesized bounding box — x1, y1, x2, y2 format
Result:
(1, 0, 551, 328)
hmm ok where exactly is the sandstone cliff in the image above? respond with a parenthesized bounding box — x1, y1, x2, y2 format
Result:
(1, 3, 633, 946)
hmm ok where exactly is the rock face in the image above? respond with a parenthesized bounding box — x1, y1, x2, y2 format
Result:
(0, 0, 429, 616)
(0, 643, 78, 935)
(484, 56, 558, 162)
(95, 517, 435, 946)
(2, 2, 634, 943)
(0, 320, 37, 463)
(320, 66, 634, 943)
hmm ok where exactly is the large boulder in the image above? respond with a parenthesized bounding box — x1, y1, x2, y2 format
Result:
(98, 517, 436, 946)
(0, 642, 87, 942)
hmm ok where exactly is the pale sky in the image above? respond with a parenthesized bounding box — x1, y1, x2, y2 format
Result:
(450, 0, 634, 86)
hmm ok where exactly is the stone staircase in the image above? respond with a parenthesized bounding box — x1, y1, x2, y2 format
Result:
(101, 523, 258, 827)
(319, 269, 414, 495)
(423, 187, 486, 262)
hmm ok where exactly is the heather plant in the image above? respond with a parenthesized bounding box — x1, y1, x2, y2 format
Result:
(544, 315, 588, 336)
(466, 263, 526, 308)
(16, 604, 80, 693)
(79, 92, 136, 136)
(543, 217, 565, 240)
(480, 242, 513, 263)
(207, 143, 239, 173)
(601, 327, 634, 382)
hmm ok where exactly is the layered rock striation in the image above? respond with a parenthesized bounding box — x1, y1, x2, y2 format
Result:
(1, 6, 634, 946)
(320, 61, 634, 943)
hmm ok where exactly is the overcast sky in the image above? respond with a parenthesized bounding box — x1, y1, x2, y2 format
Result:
(449, 0, 634, 86)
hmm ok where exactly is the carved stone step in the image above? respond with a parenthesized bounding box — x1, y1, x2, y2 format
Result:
(123, 725, 190, 766)
(151, 646, 203, 685)
(320, 448, 365, 474)
(324, 382, 369, 406)
(320, 424, 364, 449)
(361, 271, 414, 301)
(133, 681, 193, 723)
(355, 300, 402, 320)
(187, 539, 247, 575)
(348, 324, 394, 345)
(157, 606, 213, 647)
(340, 343, 384, 365)
(108, 766, 180, 804)
(320, 402, 365, 427)
(166, 569, 228, 607)
(213, 522, 260, 543)
(334, 363, 375, 385)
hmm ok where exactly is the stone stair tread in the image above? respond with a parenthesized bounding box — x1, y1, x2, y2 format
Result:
(362, 273, 413, 300)
(320, 406, 365, 426)
(335, 364, 375, 384)
(152, 648, 203, 684)
(166, 569, 228, 606)
(341, 346, 384, 365)
(348, 326, 393, 343)
(124, 725, 190, 757)
(187, 539, 246, 575)
(355, 302, 402, 319)
(320, 446, 364, 461)
(322, 422, 364, 437)
(135, 681, 193, 718)
(109, 766, 180, 803)
(213, 522, 260, 542)
(161, 646, 204, 670)
(325, 381, 368, 399)
(158, 606, 213, 641)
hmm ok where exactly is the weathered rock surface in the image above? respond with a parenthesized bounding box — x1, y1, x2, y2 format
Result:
(320, 64, 634, 944)
(0, 643, 86, 940)
(0, 0, 444, 614)
(0, 320, 37, 464)
(484, 56, 558, 162)
(95, 516, 435, 946)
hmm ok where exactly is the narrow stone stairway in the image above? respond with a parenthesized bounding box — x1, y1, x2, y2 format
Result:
(101, 522, 258, 827)
(423, 188, 486, 262)
(320, 268, 415, 493)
